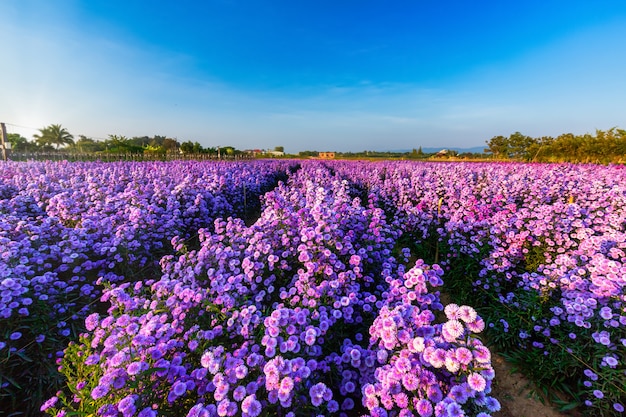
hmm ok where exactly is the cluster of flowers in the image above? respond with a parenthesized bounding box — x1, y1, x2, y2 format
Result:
(334, 161, 626, 415)
(0, 160, 290, 414)
(45, 162, 498, 417)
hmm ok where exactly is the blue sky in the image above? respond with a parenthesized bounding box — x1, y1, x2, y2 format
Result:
(2, 0, 625, 152)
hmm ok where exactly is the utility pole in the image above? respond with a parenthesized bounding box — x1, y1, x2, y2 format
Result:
(0, 122, 8, 161)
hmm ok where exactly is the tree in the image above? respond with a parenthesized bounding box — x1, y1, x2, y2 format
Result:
(193, 142, 204, 153)
(485, 135, 510, 159)
(274, 146, 284, 153)
(508, 132, 536, 161)
(180, 141, 195, 154)
(162, 138, 180, 152)
(6, 133, 32, 151)
(74, 135, 105, 153)
(105, 135, 142, 154)
(34, 124, 74, 149)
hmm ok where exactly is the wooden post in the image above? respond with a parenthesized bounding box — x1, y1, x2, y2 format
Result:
(1, 122, 8, 161)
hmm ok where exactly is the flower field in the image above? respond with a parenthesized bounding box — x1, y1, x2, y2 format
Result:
(1, 160, 624, 417)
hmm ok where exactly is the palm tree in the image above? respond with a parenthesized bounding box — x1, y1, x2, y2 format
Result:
(34, 124, 75, 149)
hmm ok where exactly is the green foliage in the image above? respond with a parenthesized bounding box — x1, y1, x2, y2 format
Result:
(73, 135, 106, 152)
(0, 296, 80, 416)
(486, 127, 626, 163)
(34, 124, 75, 149)
(522, 240, 548, 273)
(105, 135, 144, 154)
(6, 133, 37, 152)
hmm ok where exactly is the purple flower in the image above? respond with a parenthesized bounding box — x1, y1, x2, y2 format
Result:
(415, 399, 433, 417)
(241, 395, 262, 417)
(446, 402, 463, 417)
(485, 396, 501, 412)
(85, 313, 99, 331)
(138, 407, 157, 417)
(442, 320, 464, 342)
(467, 373, 487, 392)
(118, 395, 137, 417)
(127, 361, 145, 376)
(457, 305, 477, 323)
(91, 384, 109, 400)
(309, 382, 328, 407)
(40, 396, 58, 411)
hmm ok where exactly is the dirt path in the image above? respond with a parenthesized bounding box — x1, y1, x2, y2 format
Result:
(490, 353, 575, 417)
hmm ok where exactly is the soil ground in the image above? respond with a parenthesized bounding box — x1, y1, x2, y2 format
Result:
(490, 352, 574, 417)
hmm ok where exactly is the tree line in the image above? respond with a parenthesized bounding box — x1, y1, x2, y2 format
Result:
(485, 128, 625, 163)
(6, 124, 624, 163)
(5, 124, 247, 157)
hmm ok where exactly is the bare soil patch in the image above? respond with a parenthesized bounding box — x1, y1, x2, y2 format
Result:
(491, 352, 576, 417)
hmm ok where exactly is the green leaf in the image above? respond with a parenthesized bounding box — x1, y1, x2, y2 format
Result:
(15, 350, 33, 362)
(1, 375, 23, 389)
(558, 402, 580, 411)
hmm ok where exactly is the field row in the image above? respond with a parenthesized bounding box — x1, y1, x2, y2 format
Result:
(1, 160, 624, 416)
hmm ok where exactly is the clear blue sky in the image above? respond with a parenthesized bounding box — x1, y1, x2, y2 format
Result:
(2, 0, 625, 152)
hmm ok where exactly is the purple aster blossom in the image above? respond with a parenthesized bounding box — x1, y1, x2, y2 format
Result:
(584, 369, 598, 381)
(117, 395, 137, 417)
(309, 382, 328, 407)
(97, 404, 117, 416)
(485, 396, 501, 412)
(279, 376, 294, 394)
(235, 364, 248, 379)
(327, 399, 339, 413)
(426, 385, 443, 402)
(395, 356, 411, 373)
(233, 386, 246, 402)
(444, 303, 460, 320)
(40, 396, 58, 411)
(466, 318, 485, 333)
(402, 372, 419, 391)
(467, 373, 487, 392)
(457, 305, 478, 323)
(602, 355, 618, 368)
(415, 399, 433, 417)
(442, 320, 464, 342)
(85, 354, 100, 365)
(449, 385, 469, 404)
(126, 361, 145, 376)
(472, 345, 491, 363)
(446, 401, 464, 417)
(216, 399, 230, 417)
(393, 392, 409, 408)
(599, 307, 613, 320)
(85, 313, 100, 331)
(241, 395, 262, 417)
(341, 397, 355, 410)
(172, 380, 187, 397)
(91, 384, 110, 400)
(455, 347, 473, 365)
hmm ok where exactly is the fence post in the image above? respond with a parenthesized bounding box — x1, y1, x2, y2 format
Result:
(1, 123, 8, 161)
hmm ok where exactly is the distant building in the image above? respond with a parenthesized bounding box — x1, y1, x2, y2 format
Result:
(435, 149, 449, 157)
(319, 152, 335, 159)
(244, 149, 264, 156)
(267, 150, 285, 157)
